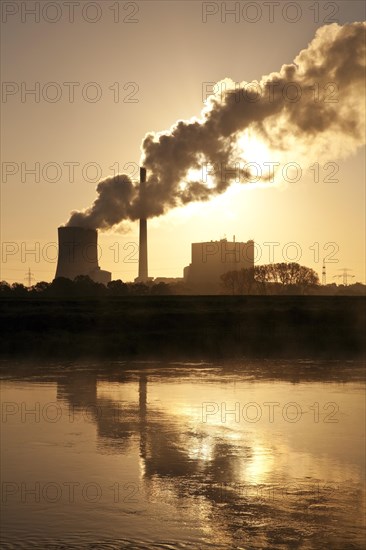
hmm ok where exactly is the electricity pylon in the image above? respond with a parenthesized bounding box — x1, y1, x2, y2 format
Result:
(24, 268, 35, 288)
(333, 268, 355, 286)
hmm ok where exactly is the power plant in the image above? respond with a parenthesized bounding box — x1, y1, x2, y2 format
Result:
(55, 167, 150, 286)
(55, 167, 254, 292)
(184, 238, 254, 293)
(133, 169, 255, 290)
(55, 226, 111, 285)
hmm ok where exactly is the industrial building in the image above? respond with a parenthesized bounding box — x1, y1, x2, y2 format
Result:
(55, 226, 111, 285)
(55, 167, 254, 292)
(183, 238, 254, 292)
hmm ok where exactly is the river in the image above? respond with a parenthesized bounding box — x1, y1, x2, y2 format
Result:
(1, 360, 365, 549)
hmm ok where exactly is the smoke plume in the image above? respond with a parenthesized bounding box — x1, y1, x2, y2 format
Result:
(66, 22, 365, 230)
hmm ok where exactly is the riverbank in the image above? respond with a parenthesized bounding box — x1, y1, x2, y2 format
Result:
(0, 296, 364, 359)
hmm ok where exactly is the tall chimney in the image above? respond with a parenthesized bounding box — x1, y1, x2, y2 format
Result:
(138, 167, 148, 281)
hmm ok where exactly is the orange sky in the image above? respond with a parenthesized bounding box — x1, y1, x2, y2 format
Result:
(1, 0, 365, 284)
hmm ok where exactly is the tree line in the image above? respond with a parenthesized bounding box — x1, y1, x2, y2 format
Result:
(0, 276, 174, 298)
(0, 264, 364, 297)
(220, 263, 365, 295)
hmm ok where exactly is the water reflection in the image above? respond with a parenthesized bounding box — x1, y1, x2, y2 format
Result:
(1, 360, 365, 549)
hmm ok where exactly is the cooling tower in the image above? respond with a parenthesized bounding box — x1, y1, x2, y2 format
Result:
(137, 167, 149, 282)
(55, 226, 111, 285)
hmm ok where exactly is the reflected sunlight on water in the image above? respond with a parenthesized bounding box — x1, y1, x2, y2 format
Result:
(1, 360, 365, 549)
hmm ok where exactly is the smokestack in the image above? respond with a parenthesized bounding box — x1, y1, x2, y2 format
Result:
(138, 167, 148, 281)
(55, 226, 111, 285)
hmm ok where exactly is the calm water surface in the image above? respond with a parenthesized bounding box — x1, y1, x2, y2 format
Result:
(1, 360, 365, 549)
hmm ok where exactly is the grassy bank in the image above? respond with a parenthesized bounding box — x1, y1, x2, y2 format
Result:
(0, 296, 365, 359)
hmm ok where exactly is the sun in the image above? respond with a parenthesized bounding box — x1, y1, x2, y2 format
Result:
(184, 130, 277, 193)
(185, 167, 215, 188)
(235, 129, 283, 188)
(237, 129, 273, 166)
